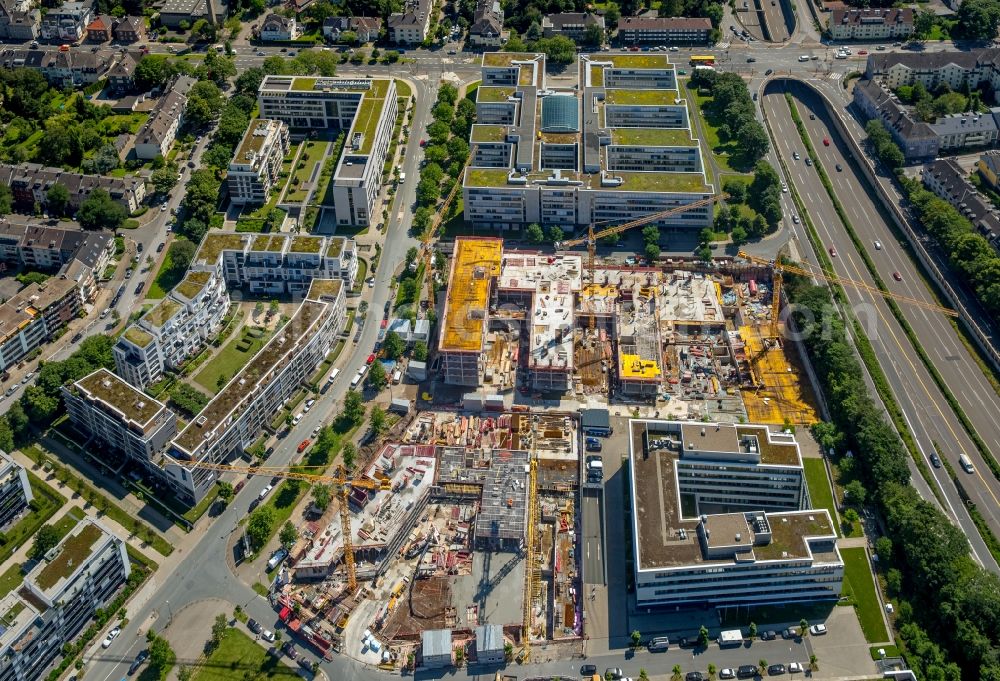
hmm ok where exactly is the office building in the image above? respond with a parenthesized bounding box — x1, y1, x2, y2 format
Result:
(63, 368, 178, 481)
(166, 286, 346, 505)
(257, 76, 398, 228)
(616, 17, 712, 44)
(0, 451, 33, 531)
(463, 53, 715, 231)
(828, 8, 913, 41)
(159, 0, 226, 29)
(628, 419, 843, 608)
(0, 518, 130, 681)
(114, 268, 229, 388)
(227, 118, 290, 205)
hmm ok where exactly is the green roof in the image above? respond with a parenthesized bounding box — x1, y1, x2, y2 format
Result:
(611, 127, 694, 147)
(540, 131, 577, 144)
(519, 65, 536, 86)
(605, 54, 670, 69)
(145, 298, 181, 328)
(289, 236, 323, 254)
(307, 278, 343, 300)
(590, 64, 604, 87)
(76, 368, 164, 425)
(291, 77, 319, 91)
(174, 270, 212, 300)
(33, 522, 103, 591)
(351, 81, 391, 155)
(235, 119, 279, 161)
(595, 171, 710, 193)
(123, 326, 153, 348)
(471, 125, 508, 143)
(466, 168, 512, 187)
(605, 89, 680, 106)
(251, 234, 285, 252)
(477, 86, 514, 103)
(483, 52, 538, 67)
(197, 233, 246, 264)
(326, 238, 344, 258)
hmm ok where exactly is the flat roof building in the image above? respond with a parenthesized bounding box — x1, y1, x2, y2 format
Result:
(628, 419, 842, 608)
(0, 450, 33, 532)
(257, 76, 398, 229)
(463, 53, 715, 232)
(228, 118, 290, 206)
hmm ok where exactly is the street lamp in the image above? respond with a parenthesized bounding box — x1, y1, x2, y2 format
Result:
(165, 600, 173, 627)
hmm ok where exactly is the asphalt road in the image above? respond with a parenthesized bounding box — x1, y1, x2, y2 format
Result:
(762, 87, 1000, 573)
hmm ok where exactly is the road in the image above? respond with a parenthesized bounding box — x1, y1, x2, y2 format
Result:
(762, 85, 1000, 573)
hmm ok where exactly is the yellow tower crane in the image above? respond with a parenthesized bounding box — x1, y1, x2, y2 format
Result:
(190, 462, 389, 594)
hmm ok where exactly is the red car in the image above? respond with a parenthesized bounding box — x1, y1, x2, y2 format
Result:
(367, 353, 376, 364)
(893, 271, 902, 281)
(858, 50, 868, 55)
(829, 247, 837, 257)
(297, 439, 311, 453)
(419, 139, 427, 147)
(823, 138, 830, 146)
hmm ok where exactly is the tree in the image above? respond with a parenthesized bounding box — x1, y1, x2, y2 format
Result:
(0, 185, 12, 216)
(234, 67, 265, 96)
(547, 225, 564, 243)
(532, 36, 576, 65)
(178, 666, 193, 681)
(383, 331, 405, 360)
(370, 404, 387, 435)
(644, 242, 660, 261)
(185, 81, 224, 128)
(526, 223, 545, 244)
(698, 625, 709, 647)
(736, 121, 769, 163)
(367, 360, 388, 391)
(638, 670, 649, 681)
(800, 618, 809, 636)
(758, 660, 768, 674)
(671, 665, 682, 681)
(957, 0, 1000, 39)
(311, 484, 331, 510)
(148, 635, 175, 676)
(134, 55, 177, 91)
(583, 22, 604, 47)
(279, 521, 298, 547)
(707, 664, 717, 679)
(151, 166, 179, 198)
(731, 225, 748, 245)
(169, 240, 197, 275)
(30, 524, 60, 559)
(342, 441, 358, 470)
(412, 341, 428, 361)
(246, 505, 276, 550)
(630, 630, 641, 648)
(218, 481, 234, 503)
(875, 536, 893, 563)
(45, 183, 70, 217)
(748, 621, 757, 639)
(78, 189, 126, 230)
(209, 613, 228, 651)
(914, 9, 936, 38)
(342, 390, 365, 426)
(844, 479, 867, 506)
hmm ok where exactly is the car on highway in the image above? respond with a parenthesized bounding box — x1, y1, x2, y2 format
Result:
(859, 49, 868, 55)
(257, 51, 265, 56)
(809, 113, 816, 120)
(719, 670, 736, 680)
(160, 204, 168, 211)
(102, 626, 122, 648)
(874, 240, 882, 250)
(805, 157, 813, 166)
(792, 215, 800, 224)
(419, 139, 427, 146)
(581, 665, 598, 675)
(829, 246, 837, 257)
(746, 56, 756, 63)
(297, 439, 311, 453)
(781, 182, 788, 192)
(768, 663, 786, 675)
(128, 649, 149, 675)
(893, 271, 902, 281)
(792, 151, 800, 160)
(765, 68, 773, 75)
(930, 452, 942, 467)
(836, 164, 843, 172)
(823, 138, 830, 146)
(447, 49, 456, 54)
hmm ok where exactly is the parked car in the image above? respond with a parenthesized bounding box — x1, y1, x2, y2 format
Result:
(268, 548, 288, 571)
(686, 673, 705, 681)
(102, 626, 122, 648)
(157, 242, 165, 252)
(297, 439, 311, 453)
(789, 662, 803, 673)
(262, 629, 275, 642)
(783, 627, 798, 639)
(761, 630, 777, 640)
(768, 663, 787, 675)
(809, 623, 828, 635)
(606, 669, 623, 680)
(128, 649, 149, 676)
(719, 670, 736, 680)
(581, 665, 598, 675)
(282, 642, 298, 660)
(737, 665, 759, 678)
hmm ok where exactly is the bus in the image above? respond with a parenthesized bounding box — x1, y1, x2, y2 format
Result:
(690, 55, 716, 66)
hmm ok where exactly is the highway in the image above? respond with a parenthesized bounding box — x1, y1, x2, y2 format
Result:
(762, 85, 1000, 572)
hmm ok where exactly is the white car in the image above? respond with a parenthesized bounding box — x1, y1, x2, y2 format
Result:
(874, 240, 882, 250)
(781, 183, 788, 193)
(719, 670, 736, 680)
(809, 623, 828, 635)
(262, 629, 275, 642)
(160, 203, 168, 211)
(304, 398, 315, 412)
(292, 412, 303, 425)
(789, 662, 803, 673)
(102, 626, 122, 648)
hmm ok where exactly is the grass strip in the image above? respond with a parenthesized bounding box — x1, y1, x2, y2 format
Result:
(840, 546, 890, 644)
(786, 94, 1000, 487)
(803, 459, 840, 537)
(767, 95, 942, 506)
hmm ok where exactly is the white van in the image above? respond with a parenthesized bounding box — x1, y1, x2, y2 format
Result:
(399, 172, 406, 184)
(259, 485, 273, 501)
(329, 367, 340, 382)
(392, 369, 402, 384)
(350, 368, 365, 389)
(959, 453, 975, 473)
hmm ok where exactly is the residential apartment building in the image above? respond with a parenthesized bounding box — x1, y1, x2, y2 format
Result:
(134, 75, 195, 160)
(0, 0, 39, 40)
(978, 150, 1000, 191)
(930, 111, 999, 150)
(388, 0, 431, 44)
(63, 368, 178, 479)
(114, 269, 229, 387)
(166, 287, 346, 505)
(40, 0, 92, 41)
(85, 13, 113, 41)
(829, 8, 913, 42)
(0, 47, 111, 88)
(159, 0, 226, 29)
(228, 118, 290, 205)
(107, 51, 138, 94)
(470, 0, 505, 47)
(194, 231, 359, 295)
(259, 12, 299, 41)
(864, 48, 1000, 94)
(0, 451, 33, 531)
(257, 76, 398, 228)
(853, 78, 939, 161)
(0, 518, 130, 681)
(628, 419, 843, 608)
(541, 12, 604, 42)
(0, 162, 146, 214)
(113, 16, 145, 42)
(322, 16, 382, 42)
(464, 53, 715, 231)
(923, 158, 1000, 246)
(0, 222, 113, 276)
(616, 17, 712, 44)
(0, 278, 86, 372)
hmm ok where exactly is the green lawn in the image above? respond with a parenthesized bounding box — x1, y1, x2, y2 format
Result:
(803, 459, 839, 537)
(0, 562, 24, 599)
(0, 472, 66, 566)
(148, 242, 186, 299)
(684, 80, 756, 175)
(194, 327, 272, 394)
(50, 506, 88, 544)
(285, 140, 330, 203)
(840, 547, 889, 643)
(192, 629, 299, 681)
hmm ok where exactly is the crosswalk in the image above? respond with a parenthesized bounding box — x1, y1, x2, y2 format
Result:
(717, 41, 731, 49)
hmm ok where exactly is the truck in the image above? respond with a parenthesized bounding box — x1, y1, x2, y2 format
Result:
(719, 629, 744, 647)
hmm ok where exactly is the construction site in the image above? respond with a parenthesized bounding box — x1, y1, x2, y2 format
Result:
(437, 236, 819, 426)
(264, 408, 580, 669)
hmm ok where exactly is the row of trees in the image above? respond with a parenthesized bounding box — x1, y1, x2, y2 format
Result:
(690, 70, 770, 167)
(864, 120, 904, 170)
(503, 34, 580, 66)
(412, 83, 472, 236)
(787, 275, 1000, 679)
(894, 82, 975, 124)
